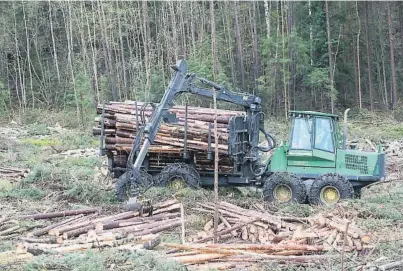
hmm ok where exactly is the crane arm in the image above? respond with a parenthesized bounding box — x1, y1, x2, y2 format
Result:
(187, 75, 262, 110)
(132, 59, 267, 170)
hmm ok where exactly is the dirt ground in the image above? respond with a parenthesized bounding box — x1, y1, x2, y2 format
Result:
(1, 116, 403, 271)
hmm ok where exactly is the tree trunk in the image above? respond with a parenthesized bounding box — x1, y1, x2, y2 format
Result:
(355, 1, 362, 110)
(309, 0, 313, 66)
(48, 0, 60, 85)
(190, 2, 196, 56)
(273, 2, 280, 115)
(98, 0, 118, 101)
(142, 1, 151, 101)
(117, 1, 127, 95)
(325, 0, 335, 113)
(287, 1, 295, 110)
(249, 1, 260, 91)
(375, 53, 385, 108)
(264, 0, 271, 39)
(387, 2, 398, 110)
(210, 0, 219, 78)
(169, 1, 179, 61)
(13, 2, 24, 109)
(234, 1, 245, 90)
(83, 2, 100, 105)
(64, 3, 81, 124)
(281, 1, 288, 119)
(365, 2, 374, 110)
(223, 2, 236, 85)
(22, 2, 34, 108)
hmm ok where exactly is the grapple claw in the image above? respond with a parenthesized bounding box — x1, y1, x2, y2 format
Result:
(115, 168, 154, 202)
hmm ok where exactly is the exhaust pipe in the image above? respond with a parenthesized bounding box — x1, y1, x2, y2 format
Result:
(343, 108, 350, 150)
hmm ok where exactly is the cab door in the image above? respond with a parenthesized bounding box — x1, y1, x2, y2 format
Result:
(287, 116, 336, 169)
(287, 117, 314, 167)
(312, 117, 336, 164)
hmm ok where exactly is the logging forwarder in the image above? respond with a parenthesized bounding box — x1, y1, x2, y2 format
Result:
(98, 59, 385, 209)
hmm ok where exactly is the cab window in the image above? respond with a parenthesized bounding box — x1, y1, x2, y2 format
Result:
(290, 118, 312, 150)
(314, 117, 334, 152)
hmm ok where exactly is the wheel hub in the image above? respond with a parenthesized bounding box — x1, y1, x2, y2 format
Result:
(168, 176, 186, 190)
(320, 186, 340, 204)
(274, 184, 292, 203)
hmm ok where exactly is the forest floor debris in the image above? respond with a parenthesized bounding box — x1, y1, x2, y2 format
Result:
(0, 166, 30, 181)
(351, 139, 403, 183)
(162, 201, 374, 270)
(54, 148, 99, 157)
(1, 119, 403, 270)
(191, 201, 371, 249)
(0, 199, 182, 267)
(0, 197, 380, 270)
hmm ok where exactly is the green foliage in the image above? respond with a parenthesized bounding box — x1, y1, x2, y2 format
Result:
(0, 241, 13, 252)
(25, 250, 186, 271)
(0, 178, 13, 191)
(277, 203, 315, 217)
(149, 71, 167, 102)
(19, 109, 95, 130)
(66, 157, 101, 168)
(25, 123, 50, 136)
(21, 137, 60, 147)
(0, 186, 46, 201)
(23, 164, 59, 183)
(307, 68, 330, 89)
(347, 110, 403, 141)
(2, 129, 110, 205)
(143, 187, 208, 207)
(373, 242, 403, 260)
(356, 194, 403, 221)
(59, 130, 99, 149)
(0, 80, 10, 115)
(63, 179, 116, 204)
(26, 251, 118, 271)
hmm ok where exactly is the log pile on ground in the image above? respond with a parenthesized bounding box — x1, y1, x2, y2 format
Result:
(381, 140, 403, 180)
(57, 148, 98, 157)
(0, 198, 376, 269)
(192, 201, 371, 248)
(93, 101, 245, 173)
(165, 243, 336, 270)
(351, 139, 403, 181)
(0, 166, 30, 180)
(0, 199, 182, 264)
(171, 201, 373, 269)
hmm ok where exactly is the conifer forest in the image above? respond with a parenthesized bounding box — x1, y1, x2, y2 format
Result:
(1, 1, 402, 118)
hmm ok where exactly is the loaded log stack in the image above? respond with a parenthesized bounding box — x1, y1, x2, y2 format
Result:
(93, 101, 245, 175)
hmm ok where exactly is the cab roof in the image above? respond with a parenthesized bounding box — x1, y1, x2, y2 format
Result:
(289, 110, 339, 120)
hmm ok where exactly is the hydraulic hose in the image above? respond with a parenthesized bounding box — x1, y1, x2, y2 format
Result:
(258, 126, 276, 152)
(249, 162, 267, 177)
(127, 126, 145, 169)
(249, 112, 276, 153)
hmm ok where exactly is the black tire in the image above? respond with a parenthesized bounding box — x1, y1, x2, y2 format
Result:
(115, 169, 153, 201)
(113, 169, 124, 179)
(354, 187, 362, 199)
(158, 163, 200, 189)
(115, 171, 132, 202)
(184, 164, 200, 183)
(308, 173, 354, 205)
(263, 172, 307, 204)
